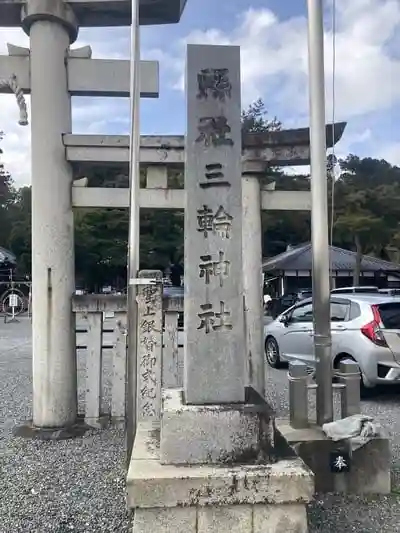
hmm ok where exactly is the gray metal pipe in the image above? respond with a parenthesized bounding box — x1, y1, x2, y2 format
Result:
(126, 0, 141, 462)
(306, 0, 333, 425)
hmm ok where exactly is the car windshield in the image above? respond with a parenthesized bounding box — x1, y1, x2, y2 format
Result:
(300, 291, 312, 298)
(281, 295, 296, 305)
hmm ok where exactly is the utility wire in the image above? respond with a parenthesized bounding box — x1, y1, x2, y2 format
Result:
(329, 0, 337, 247)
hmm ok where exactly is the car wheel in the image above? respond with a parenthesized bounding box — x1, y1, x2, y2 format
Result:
(265, 336, 282, 368)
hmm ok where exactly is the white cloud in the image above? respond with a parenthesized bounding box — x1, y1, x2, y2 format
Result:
(166, 0, 400, 120)
(0, 0, 399, 186)
(157, 0, 400, 169)
(0, 29, 30, 186)
(376, 142, 400, 166)
(0, 27, 130, 186)
(0, 100, 31, 186)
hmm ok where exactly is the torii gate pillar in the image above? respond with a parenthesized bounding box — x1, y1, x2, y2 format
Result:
(13, 0, 79, 428)
(242, 161, 265, 398)
(23, 0, 79, 428)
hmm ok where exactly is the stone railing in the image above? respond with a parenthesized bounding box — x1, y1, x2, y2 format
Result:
(72, 289, 184, 428)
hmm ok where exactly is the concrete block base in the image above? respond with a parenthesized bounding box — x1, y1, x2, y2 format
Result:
(274, 418, 391, 494)
(127, 422, 314, 533)
(133, 504, 308, 533)
(160, 389, 274, 465)
(13, 415, 89, 440)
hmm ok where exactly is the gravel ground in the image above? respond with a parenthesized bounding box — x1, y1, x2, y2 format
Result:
(0, 318, 132, 533)
(1, 318, 400, 532)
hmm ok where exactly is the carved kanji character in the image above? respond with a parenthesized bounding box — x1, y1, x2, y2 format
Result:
(197, 303, 215, 334)
(197, 205, 214, 237)
(213, 301, 233, 332)
(213, 206, 233, 239)
(199, 251, 230, 287)
(140, 382, 157, 400)
(196, 116, 234, 147)
(199, 163, 230, 189)
(141, 319, 155, 334)
(197, 68, 232, 101)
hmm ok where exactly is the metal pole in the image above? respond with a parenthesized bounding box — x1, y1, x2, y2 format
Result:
(126, 0, 141, 462)
(306, 0, 333, 425)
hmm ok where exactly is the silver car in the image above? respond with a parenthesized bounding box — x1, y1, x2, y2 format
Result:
(264, 294, 400, 389)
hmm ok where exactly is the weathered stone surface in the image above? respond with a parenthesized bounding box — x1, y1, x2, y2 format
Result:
(111, 311, 127, 422)
(21, 0, 78, 42)
(346, 436, 391, 494)
(72, 294, 126, 313)
(160, 389, 271, 465)
(62, 120, 347, 167)
(127, 423, 314, 510)
(132, 504, 309, 533)
(163, 312, 180, 388)
(184, 43, 245, 404)
(72, 185, 312, 211)
(133, 508, 197, 533)
(131, 421, 160, 461)
(274, 418, 391, 494)
(198, 505, 252, 533)
(253, 504, 308, 533)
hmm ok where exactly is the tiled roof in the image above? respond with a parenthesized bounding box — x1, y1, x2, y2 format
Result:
(263, 243, 400, 273)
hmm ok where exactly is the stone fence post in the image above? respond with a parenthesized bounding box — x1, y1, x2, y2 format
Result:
(338, 359, 361, 418)
(288, 360, 309, 428)
(163, 310, 180, 388)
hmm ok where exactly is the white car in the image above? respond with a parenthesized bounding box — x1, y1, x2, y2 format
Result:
(264, 294, 400, 389)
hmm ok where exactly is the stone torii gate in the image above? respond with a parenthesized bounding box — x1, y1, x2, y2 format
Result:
(65, 123, 345, 399)
(0, 0, 346, 430)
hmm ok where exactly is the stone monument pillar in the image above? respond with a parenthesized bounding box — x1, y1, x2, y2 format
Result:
(127, 44, 314, 533)
(22, 0, 78, 428)
(184, 44, 245, 405)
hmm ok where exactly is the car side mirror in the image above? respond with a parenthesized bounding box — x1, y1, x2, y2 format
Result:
(279, 314, 290, 326)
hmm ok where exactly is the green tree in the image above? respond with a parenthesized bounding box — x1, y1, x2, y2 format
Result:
(0, 132, 16, 249)
(241, 98, 281, 134)
(7, 186, 32, 276)
(74, 207, 128, 291)
(74, 166, 184, 289)
(332, 155, 400, 281)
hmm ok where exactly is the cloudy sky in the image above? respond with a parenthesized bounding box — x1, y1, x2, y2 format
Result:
(0, 0, 399, 186)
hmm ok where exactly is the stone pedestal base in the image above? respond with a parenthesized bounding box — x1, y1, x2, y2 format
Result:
(274, 418, 391, 494)
(127, 422, 314, 533)
(160, 389, 274, 464)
